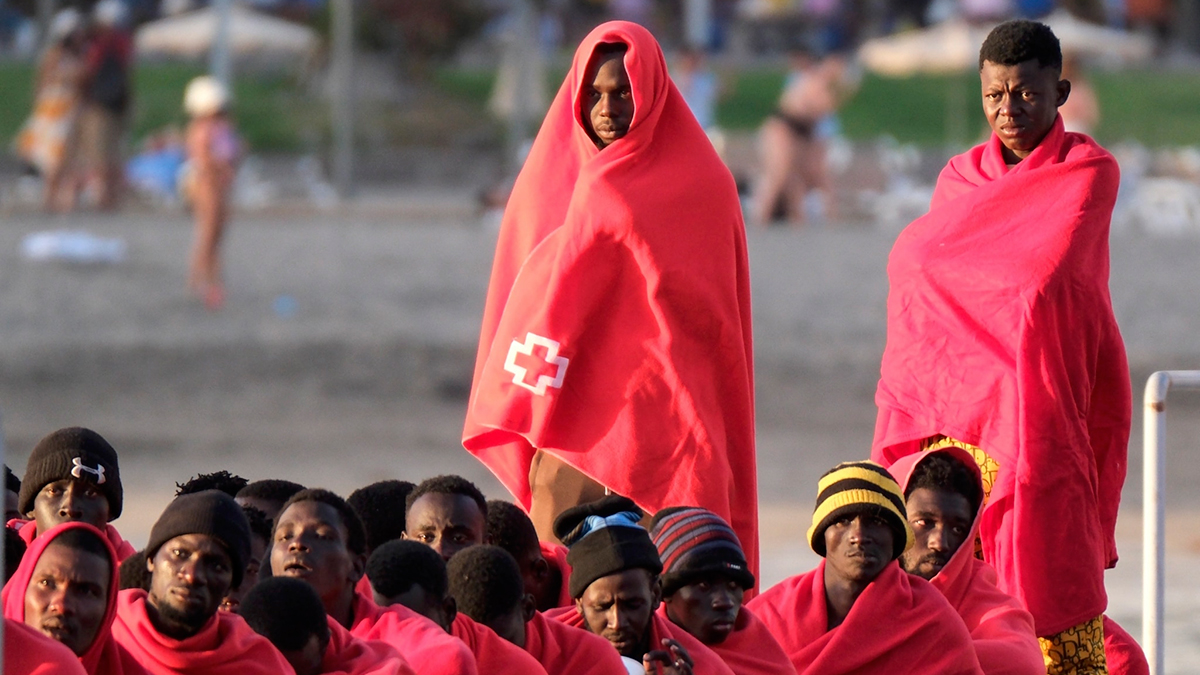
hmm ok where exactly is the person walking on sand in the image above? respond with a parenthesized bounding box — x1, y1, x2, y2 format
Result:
(183, 76, 241, 310)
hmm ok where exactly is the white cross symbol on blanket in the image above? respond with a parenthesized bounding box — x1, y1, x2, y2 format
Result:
(503, 333, 569, 396)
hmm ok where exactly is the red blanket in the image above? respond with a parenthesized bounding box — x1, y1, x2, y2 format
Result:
(747, 561, 983, 675)
(889, 450, 1043, 675)
(461, 20, 758, 580)
(1103, 617, 1149, 675)
(523, 610, 625, 675)
(349, 594, 477, 675)
(322, 617, 414, 675)
(110, 590, 294, 675)
(11, 519, 137, 562)
(3, 523, 148, 675)
(450, 614, 548, 675)
(5, 618, 89, 675)
(872, 115, 1129, 636)
(546, 606, 735, 675)
(654, 605, 796, 675)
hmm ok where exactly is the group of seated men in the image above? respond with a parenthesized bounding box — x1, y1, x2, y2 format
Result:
(4, 426, 1079, 675)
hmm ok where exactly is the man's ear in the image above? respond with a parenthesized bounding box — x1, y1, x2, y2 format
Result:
(349, 552, 367, 582)
(443, 596, 458, 629)
(400, 531, 410, 540)
(532, 556, 550, 583)
(145, 555, 155, 573)
(574, 597, 584, 616)
(650, 576, 663, 610)
(519, 593, 536, 623)
(1056, 78, 1071, 108)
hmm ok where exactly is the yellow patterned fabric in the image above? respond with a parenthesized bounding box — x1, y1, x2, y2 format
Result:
(921, 435, 1000, 504)
(1039, 615, 1108, 674)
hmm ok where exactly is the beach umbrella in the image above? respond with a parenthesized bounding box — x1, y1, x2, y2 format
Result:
(136, 4, 319, 61)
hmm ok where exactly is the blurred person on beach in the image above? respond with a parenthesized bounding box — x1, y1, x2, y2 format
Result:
(1058, 54, 1099, 135)
(751, 51, 856, 226)
(183, 76, 241, 310)
(14, 8, 87, 212)
(673, 47, 725, 155)
(79, 0, 132, 210)
(872, 20, 1141, 674)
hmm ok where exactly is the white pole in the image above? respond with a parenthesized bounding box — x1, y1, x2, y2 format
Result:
(210, 0, 233, 90)
(1142, 370, 1200, 675)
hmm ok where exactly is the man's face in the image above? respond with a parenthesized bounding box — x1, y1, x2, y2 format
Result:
(403, 493, 485, 562)
(582, 52, 634, 148)
(662, 573, 743, 645)
(220, 534, 268, 613)
(823, 512, 894, 585)
(24, 541, 111, 656)
(280, 633, 327, 675)
(576, 568, 659, 659)
(980, 59, 1069, 163)
(900, 487, 973, 580)
(6, 488, 21, 522)
(147, 534, 233, 639)
(481, 598, 530, 648)
(273, 501, 362, 609)
(31, 479, 110, 533)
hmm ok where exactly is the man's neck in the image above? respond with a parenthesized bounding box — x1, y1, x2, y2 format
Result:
(823, 570, 870, 631)
(145, 599, 204, 641)
(328, 586, 357, 629)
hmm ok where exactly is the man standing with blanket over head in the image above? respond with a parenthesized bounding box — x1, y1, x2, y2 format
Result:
(747, 461, 982, 675)
(461, 20, 758, 580)
(871, 19, 1138, 674)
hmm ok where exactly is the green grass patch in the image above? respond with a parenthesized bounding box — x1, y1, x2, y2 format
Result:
(432, 65, 1200, 147)
(0, 61, 308, 152)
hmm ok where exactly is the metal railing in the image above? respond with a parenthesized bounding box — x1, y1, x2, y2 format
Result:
(1143, 370, 1200, 675)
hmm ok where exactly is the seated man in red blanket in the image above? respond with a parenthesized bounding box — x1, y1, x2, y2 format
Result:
(11, 428, 136, 560)
(273, 489, 477, 675)
(890, 449, 1043, 675)
(447, 545, 624, 675)
(872, 19, 1137, 674)
(649, 508, 795, 675)
(3, 522, 148, 675)
(546, 496, 735, 675)
(485, 500, 571, 611)
(110, 491, 293, 675)
(242, 577, 411, 675)
(747, 461, 982, 675)
(462, 20, 758, 576)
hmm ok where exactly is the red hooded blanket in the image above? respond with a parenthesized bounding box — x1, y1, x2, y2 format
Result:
(547, 605, 735, 675)
(322, 616, 415, 675)
(5, 617, 89, 675)
(461, 21, 758, 579)
(450, 614, 548, 675)
(349, 593, 478, 675)
(654, 605, 796, 675)
(1103, 616, 1149, 675)
(109, 590, 295, 675)
(747, 561, 983, 675)
(539, 542, 574, 609)
(3, 523, 148, 675)
(889, 449, 1043, 675)
(10, 519, 137, 562)
(872, 116, 1129, 636)
(523, 610, 626, 675)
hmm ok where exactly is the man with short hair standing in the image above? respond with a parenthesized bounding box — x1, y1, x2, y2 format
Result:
(872, 19, 1134, 673)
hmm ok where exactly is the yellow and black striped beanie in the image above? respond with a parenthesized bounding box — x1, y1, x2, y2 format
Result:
(807, 460, 913, 559)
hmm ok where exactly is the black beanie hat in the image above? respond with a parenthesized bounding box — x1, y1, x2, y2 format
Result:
(19, 427, 123, 519)
(553, 495, 662, 599)
(649, 506, 755, 597)
(146, 490, 251, 588)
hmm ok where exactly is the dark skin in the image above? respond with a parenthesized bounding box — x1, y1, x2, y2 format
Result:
(30, 479, 110, 534)
(822, 512, 894, 631)
(235, 496, 287, 522)
(402, 493, 487, 563)
(6, 488, 21, 523)
(582, 51, 634, 149)
(662, 573, 744, 645)
(24, 542, 111, 656)
(576, 568, 693, 675)
(279, 632, 329, 675)
(980, 59, 1070, 165)
(374, 584, 457, 632)
(146, 534, 234, 640)
(900, 487, 974, 581)
(220, 533, 267, 613)
(272, 501, 365, 629)
(479, 594, 536, 647)
(512, 544, 561, 612)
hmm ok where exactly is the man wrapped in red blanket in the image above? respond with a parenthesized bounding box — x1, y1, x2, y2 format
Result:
(871, 19, 1135, 674)
(748, 461, 982, 675)
(461, 20, 758, 580)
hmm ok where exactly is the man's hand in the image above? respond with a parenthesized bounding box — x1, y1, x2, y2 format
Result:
(643, 638, 693, 675)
